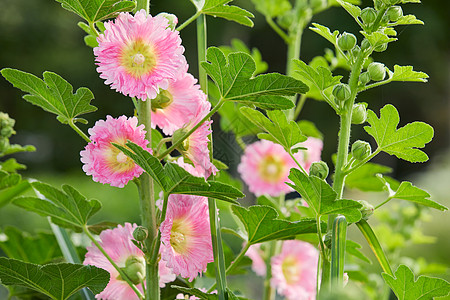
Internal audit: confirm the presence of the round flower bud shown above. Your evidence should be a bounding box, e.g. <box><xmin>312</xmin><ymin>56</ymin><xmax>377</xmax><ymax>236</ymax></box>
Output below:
<box><xmin>132</xmin><ymin>226</ymin><xmax>148</xmax><ymax>242</ymax></box>
<box><xmin>360</xmin><ymin>39</ymin><xmax>371</xmax><ymax>51</ymax></box>
<box><xmin>360</xmin><ymin>7</ymin><xmax>377</xmax><ymax>25</ymax></box>
<box><xmin>122</xmin><ymin>256</ymin><xmax>146</xmax><ymax>285</ymax></box>
<box><xmin>351</xmin><ymin>45</ymin><xmax>361</xmax><ymax>59</ymax></box>
<box><xmin>337</xmin><ymin>32</ymin><xmax>357</xmax><ymax>51</ymax></box>
<box><xmin>309</xmin><ymin>161</ymin><xmax>329</xmax><ymax>180</ymax></box>
<box><xmin>367</xmin><ymin>62</ymin><xmax>386</xmax><ymax>81</ymax></box>
<box><xmin>351</xmin><ymin>140</ymin><xmax>371</xmax><ymax>161</ymax></box>
<box><xmin>358</xmin><ymin>200</ymin><xmax>374</xmax><ymax>220</ymax></box>
<box><xmin>156</xmin><ymin>12</ymin><xmax>178</xmax><ymax>30</ymax></box>
<box><xmin>374</xmin><ymin>43</ymin><xmax>388</xmax><ymax>52</ymax></box>
<box><xmin>359</xmin><ymin>72</ymin><xmax>371</xmax><ymax>85</ymax></box>
<box><xmin>386</xmin><ymin>6</ymin><xmax>403</xmax><ymax>22</ymax></box>
<box><xmin>351</xmin><ymin>103</ymin><xmax>367</xmax><ymax>124</ymax></box>
<box><xmin>332</xmin><ymin>84</ymin><xmax>351</xmax><ymax>102</ymax></box>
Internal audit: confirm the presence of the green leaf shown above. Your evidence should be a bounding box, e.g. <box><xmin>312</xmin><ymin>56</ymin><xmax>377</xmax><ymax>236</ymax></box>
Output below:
<box><xmin>2</xmin><ymin>144</ymin><xmax>36</xmax><ymax>156</ymax></box>
<box><xmin>1</xmin><ymin>69</ymin><xmax>97</xmax><ymax>124</ymax></box>
<box><xmin>287</xmin><ymin>169</ymin><xmax>362</xmax><ymax>222</ymax></box>
<box><xmin>191</xmin><ymin>0</ymin><xmax>254</xmax><ymax>27</ymax></box>
<box><xmin>0</xmin><ymin>158</ymin><xmax>27</xmax><ymax>173</ymax></box>
<box><xmin>201</xmin><ymin>47</ymin><xmax>307</xmax><ymax>110</ymax></box>
<box><xmin>388</xmin><ymin>65</ymin><xmax>429</xmax><ymax>83</ymax></box>
<box><xmin>172</xmin><ymin>286</ymin><xmax>217</xmax><ymax>300</ymax></box>
<box><xmin>364</xmin><ymin>104</ymin><xmax>434</xmax><ymax>163</ymax></box>
<box><xmin>360</xmin><ymin>31</ymin><xmax>397</xmax><ymax>49</ymax></box>
<box><xmin>231</xmin><ymin>205</ymin><xmax>323</xmax><ymax>244</ymax></box>
<box><xmin>0</xmin><ymin>227</ymin><xmax>61</xmax><ymax>264</ymax></box>
<box><xmin>13</xmin><ymin>182</ymin><xmax>101</xmax><ymax>232</ymax></box>
<box><xmin>218</xmin><ymin>102</ymin><xmax>261</xmax><ymax>137</ymax></box>
<box><xmin>0</xmin><ymin>172</ymin><xmax>31</xmax><ymax>208</ymax></box>
<box><xmin>310</xmin><ymin>23</ymin><xmax>339</xmax><ymax>46</ymax></box>
<box><xmin>240</xmin><ymin>107</ymin><xmax>307</xmax><ymax>152</ymax></box>
<box><xmin>345</xmin><ymin>162</ymin><xmax>394</xmax><ymax>192</ymax></box>
<box><xmin>294</xmin><ymin>59</ymin><xmax>342</xmax><ymax>94</ymax></box>
<box><xmin>219</xmin><ymin>39</ymin><xmax>268</xmax><ymax>75</ymax></box>
<box><xmin>250</xmin><ymin>0</ymin><xmax>292</xmax><ymax>18</ymax></box>
<box><xmin>114</xmin><ymin>142</ymin><xmax>244</xmax><ymax>203</ymax></box>
<box><xmin>336</xmin><ymin>0</ymin><xmax>361</xmax><ymax>26</ymax></box>
<box><xmin>390</xmin><ymin>15</ymin><xmax>424</xmax><ymax>26</ymax></box>
<box><xmin>0</xmin><ymin>258</ymin><xmax>109</xmax><ymax>300</ymax></box>
<box><xmin>388</xmin><ymin>181</ymin><xmax>447</xmax><ymax>211</ymax></box>
<box><xmin>382</xmin><ymin>265</ymin><xmax>450</xmax><ymax>300</ymax></box>
<box><xmin>346</xmin><ymin>240</ymin><xmax>371</xmax><ymax>264</ymax></box>
<box><xmin>54</xmin><ymin>0</ymin><xmax>135</xmax><ymax>23</ymax></box>
<box><xmin>298</xmin><ymin>120</ymin><xmax>323</xmax><ymax>140</ymax></box>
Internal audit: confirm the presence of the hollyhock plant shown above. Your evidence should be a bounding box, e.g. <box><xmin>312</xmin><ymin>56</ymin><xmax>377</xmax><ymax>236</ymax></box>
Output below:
<box><xmin>80</xmin><ymin>115</ymin><xmax>151</xmax><ymax>188</ymax></box>
<box><xmin>94</xmin><ymin>9</ymin><xmax>186</xmax><ymax>100</ymax></box>
<box><xmin>151</xmin><ymin>65</ymin><xmax>206</xmax><ymax>135</ymax></box>
<box><xmin>84</xmin><ymin>223</ymin><xmax>175</xmax><ymax>300</ymax></box>
<box><xmin>160</xmin><ymin>194</ymin><xmax>213</xmax><ymax>281</ymax></box>
<box><xmin>270</xmin><ymin>240</ymin><xmax>319</xmax><ymax>300</ymax></box>
<box><xmin>175</xmin><ymin>100</ymin><xmax>218</xmax><ymax>178</ymax></box>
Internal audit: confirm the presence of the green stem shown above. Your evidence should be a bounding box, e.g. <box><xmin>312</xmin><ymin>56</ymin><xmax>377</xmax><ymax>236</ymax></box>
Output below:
<box><xmin>369</xmin><ymin>8</ymin><xmax>388</xmax><ymax>33</ymax></box>
<box><xmin>330</xmin><ymin>215</ymin><xmax>347</xmax><ymax>288</ymax></box>
<box><xmin>293</xmin><ymin>94</ymin><xmax>307</xmax><ymax>120</ymax></box>
<box><xmin>177</xmin><ymin>11</ymin><xmax>202</xmax><ymax>31</ymax></box>
<box><xmin>343</xmin><ymin>148</ymin><xmax>381</xmax><ymax>175</ymax></box>
<box><xmin>359</xmin><ymin>78</ymin><xmax>393</xmax><ymax>92</ymax></box>
<box><xmin>157</xmin><ymin>98</ymin><xmax>224</xmax><ymax>160</ymax></box>
<box><xmin>83</xmin><ymin>226</ymin><xmax>145</xmax><ymax>299</ymax></box>
<box><xmin>356</xmin><ymin>219</ymin><xmax>393</xmax><ymax>276</ymax></box>
<box><xmin>289</xmin><ymin>150</ymin><xmax>308</xmax><ymax>175</ymax></box>
<box><xmin>263</xmin><ymin>241</ymin><xmax>281</xmax><ymax>300</ymax></box>
<box><xmin>69</xmin><ymin>119</ymin><xmax>90</xmax><ymax>143</ymax></box>
<box><xmin>375</xmin><ymin>197</ymin><xmax>394</xmax><ymax>210</ymax></box>
<box><xmin>286</xmin><ymin>20</ymin><xmax>304</xmax><ymax>121</ymax></box>
<box><xmin>88</xmin><ymin>22</ymin><xmax>99</xmax><ymax>37</ymax></box>
<box><xmin>134</xmin><ymin>0</ymin><xmax>149</xmax><ymax>13</ymax></box>
<box><xmin>266</xmin><ymin>17</ymin><xmax>291</xmax><ymax>44</ymax></box>
<box><xmin>137</xmin><ymin>99</ymin><xmax>159</xmax><ymax>300</ymax></box>
<box><xmin>149</xmin><ymin>192</ymin><xmax>169</xmax><ymax>265</ymax></box>
<box><xmin>196</xmin><ymin>14</ymin><xmax>208</xmax><ymax>93</ymax></box>
<box><xmin>155</xmin><ymin>137</ymin><xmax>171</xmax><ymax>157</ymax></box>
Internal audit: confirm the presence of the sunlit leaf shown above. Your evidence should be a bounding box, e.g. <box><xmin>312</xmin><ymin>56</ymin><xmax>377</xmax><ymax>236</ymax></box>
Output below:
<box><xmin>54</xmin><ymin>0</ymin><xmax>135</xmax><ymax>23</ymax></box>
<box><xmin>388</xmin><ymin>65</ymin><xmax>428</xmax><ymax>83</ymax></box>
<box><xmin>191</xmin><ymin>0</ymin><xmax>254</xmax><ymax>27</ymax></box>
<box><xmin>250</xmin><ymin>0</ymin><xmax>292</xmax><ymax>18</ymax></box>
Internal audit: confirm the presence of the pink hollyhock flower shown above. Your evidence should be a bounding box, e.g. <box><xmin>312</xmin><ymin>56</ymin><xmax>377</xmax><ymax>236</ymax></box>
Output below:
<box><xmin>238</xmin><ymin>140</ymin><xmax>297</xmax><ymax>197</ymax></box>
<box><xmin>294</xmin><ymin>137</ymin><xmax>323</xmax><ymax>172</ymax></box>
<box><xmin>80</xmin><ymin>115</ymin><xmax>151</xmax><ymax>188</ymax></box>
<box><xmin>151</xmin><ymin>66</ymin><xmax>207</xmax><ymax>135</ymax></box>
<box><xmin>174</xmin><ymin>157</ymin><xmax>205</xmax><ymax>178</ymax></box>
<box><xmin>160</xmin><ymin>194</ymin><xmax>213</xmax><ymax>281</ymax></box>
<box><xmin>94</xmin><ymin>9</ymin><xmax>186</xmax><ymax>100</ymax></box>
<box><xmin>270</xmin><ymin>240</ymin><xmax>319</xmax><ymax>300</ymax></box>
<box><xmin>84</xmin><ymin>223</ymin><xmax>175</xmax><ymax>300</ymax></box>
<box><xmin>245</xmin><ymin>244</ymin><xmax>267</xmax><ymax>276</ymax></box>
<box><xmin>175</xmin><ymin>101</ymin><xmax>218</xmax><ymax>178</ymax></box>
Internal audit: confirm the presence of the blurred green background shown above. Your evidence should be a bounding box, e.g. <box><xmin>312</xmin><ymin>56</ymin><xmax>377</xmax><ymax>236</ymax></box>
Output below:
<box><xmin>0</xmin><ymin>0</ymin><xmax>449</xmax><ymax>298</ymax></box>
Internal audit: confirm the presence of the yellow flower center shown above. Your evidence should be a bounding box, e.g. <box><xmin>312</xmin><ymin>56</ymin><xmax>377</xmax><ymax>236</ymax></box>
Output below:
<box><xmin>120</xmin><ymin>40</ymin><xmax>157</xmax><ymax>78</ymax></box>
<box><xmin>170</xmin><ymin>218</ymin><xmax>193</xmax><ymax>255</ymax></box>
<box><xmin>106</xmin><ymin>141</ymin><xmax>135</xmax><ymax>173</ymax></box>
<box><xmin>258</xmin><ymin>154</ymin><xmax>286</xmax><ymax>183</ymax></box>
<box><xmin>281</xmin><ymin>255</ymin><xmax>301</xmax><ymax>285</ymax></box>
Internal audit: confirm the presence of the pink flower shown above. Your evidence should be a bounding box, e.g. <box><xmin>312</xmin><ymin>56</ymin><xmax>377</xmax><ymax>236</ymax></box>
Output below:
<box><xmin>238</xmin><ymin>140</ymin><xmax>297</xmax><ymax>197</ymax></box>
<box><xmin>176</xmin><ymin>101</ymin><xmax>218</xmax><ymax>178</ymax></box>
<box><xmin>94</xmin><ymin>9</ymin><xmax>186</xmax><ymax>100</ymax></box>
<box><xmin>80</xmin><ymin>115</ymin><xmax>151</xmax><ymax>188</ymax></box>
<box><xmin>160</xmin><ymin>194</ymin><xmax>213</xmax><ymax>281</ymax></box>
<box><xmin>174</xmin><ymin>157</ymin><xmax>205</xmax><ymax>178</ymax></box>
<box><xmin>83</xmin><ymin>223</ymin><xmax>175</xmax><ymax>300</ymax></box>
<box><xmin>294</xmin><ymin>137</ymin><xmax>323</xmax><ymax>172</ymax></box>
<box><xmin>270</xmin><ymin>240</ymin><xmax>319</xmax><ymax>300</ymax></box>
<box><xmin>151</xmin><ymin>66</ymin><xmax>206</xmax><ymax>135</ymax></box>
<box><xmin>245</xmin><ymin>244</ymin><xmax>266</xmax><ymax>276</ymax></box>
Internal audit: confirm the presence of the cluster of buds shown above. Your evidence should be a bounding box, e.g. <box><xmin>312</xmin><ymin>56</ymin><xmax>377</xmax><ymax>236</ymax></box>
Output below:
<box><xmin>0</xmin><ymin>112</ymin><xmax>16</xmax><ymax>155</ymax></box>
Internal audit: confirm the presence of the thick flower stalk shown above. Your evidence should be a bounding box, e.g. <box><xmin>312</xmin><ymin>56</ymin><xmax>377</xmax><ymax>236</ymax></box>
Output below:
<box><xmin>94</xmin><ymin>9</ymin><xmax>186</xmax><ymax>100</ymax></box>
<box><xmin>80</xmin><ymin>115</ymin><xmax>151</xmax><ymax>187</ymax></box>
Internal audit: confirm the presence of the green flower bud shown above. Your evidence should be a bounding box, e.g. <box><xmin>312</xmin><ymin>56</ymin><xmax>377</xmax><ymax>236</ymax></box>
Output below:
<box><xmin>156</xmin><ymin>12</ymin><xmax>178</xmax><ymax>30</ymax></box>
<box><xmin>367</xmin><ymin>62</ymin><xmax>386</xmax><ymax>81</ymax></box>
<box><xmin>385</xmin><ymin>0</ymin><xmax>401</xmax><ymax>5</ymax></box>
<box><xmin>351</xmin><ymin>140</ymin><xmax>372</xmax><ymax>160</ymax></box>
<box><xmin>310</xmin><ymin>0</ymin><xmax>327</xmax><ymax>11</ymax></box>
<box><xmin>360</xmin><ymin>7</ymin><xmax>377</xmax><ymax>25</ymax></box>
<box><xmin>351</xmin><ymin>103</ymin><xmax>367</xmax><ymax>124</ymax></box>
<box><xmin>121</xmin><ymin>256</ymin><xmax>145</xmax><ymax>285</ymax></box>
<box><xmin>359</xmin><ymin>72</ymin><xmax>371</xmax><ymax>85</ymax></box>
<box><xmin>309</xmin><ymin>161</ymin><xmax>329</xmax><ymax>180</ymax></box>
<box><xmin>0</xmin><ymin>138</ymin><xmax>9</xmax><ymax>153</ymax></box>
<box><xmin>386</xmin><ymin>6</ymin><xmax>403</xmax><ymax>22</ymax></box>
<box><xmin>133</xmin><ymin>226</ymin><xmax>148</xmax><ymax>242</ymax></box>
<box><xmin>0</xmin><ymin>112</ymin><xmax>16</xmax><ymax>138</ymax></box>
<box><xmin>172</xmin><ymin>127</ymin><xmax>189</xmax><ymax>151</ymax></box>
<box><xmin>374</xmin><ymin>43</ymin><xmax>388</xmax><ymax>52</ymax></box>
<box><xmin>360</xmin><ymin>39</ymin><xmax>371</xmax><ymax>51</ymax></box>
<box><xmin>277</xmin><ymin>11</ymin><xmax>294</xmax><ymax>30</ymax></box>
<box><xmin>332</xmin><ymin>84</ymin><xmax>351</xmax><ymax>102</ymax></box>
<box><xmin>337</xmin><ymin>32</ymin><xmax>357</xmax><ymax>51</ymax></box>
<box><xmin>358</xmin><ymin>200</ymin><xmax>374</xmax><ymax>220</ymax></box>
<box><xmin>151</xmin><ymin>89</ymin><xmax>173</xmax><ymax>110</ymax></box>
<box><xmin>351</xmin><ymin>45</ymin><xmax>361</xmax><ymax>59</ymax></box>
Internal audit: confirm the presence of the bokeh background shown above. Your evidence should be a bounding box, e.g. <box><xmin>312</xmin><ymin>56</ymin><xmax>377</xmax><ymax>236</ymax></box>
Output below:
<box><xmin>0</xmin><ymin>0</ymin><xmax>449</xmax><ymax>298</ymax></box>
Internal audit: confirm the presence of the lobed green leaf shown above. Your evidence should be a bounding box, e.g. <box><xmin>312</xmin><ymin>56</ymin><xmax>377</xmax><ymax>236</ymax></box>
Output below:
<box><xmin>191</xmin><ymin>0</ymin><xmax>254</xmax><ymax>27</ymax></box>
<box><xmin>0</xmin><ymin>258</ymin><xmax>109</xmax><ymax>300</ymax></box>
<box><xmin>1</xmin><ymin>69</ymin><xmax>97</xmax><ymax>125</ymax></box>
<box><xmin>54</xmin><ymin>0</ymin><xmax>135</xmax><ymax>23</ymax></box>
<box><xmin>386</xmin><ymin>181</ymin><xmax>447</xmax><ymax>211</ymax></box>
<box><xmin>388</xmin><ymin>65</ymin><xmax>429</xmax><ymax>83</ymax></box>
<box><xmin>364</xmin><ymin>104</ymin><xmax>434</xmax><ymax>163</ymax></box>
<box><xmin>294</xmin><ymin>59</ymin><xmax>342</xmax><ymax>93</ymax></box>
<box><xmin>232</xmin><ymin>205</ymin><xmax>323</xmax><ymax>244</ymax></box>
<box><xmin>382</xmin><ymin>265</ymin><xmax>450</xmax><ymax>300</ymax></box>
<box><xmin>309</xmin><ymin>23</ymin><xmax>339</xmax><ymax>46</ymax></box>
<box><xmin>250</xmin><ymin>0</ymin><xmax>292</xmax><ymax>18</ymax></box>
<box><xmin>345</xmin><ymin>162</ymin><xmax>394</xmax><ymax>192</ymax></box>
<box><xmin>360</xmin><ymin>31</ymin><xmax>397</xmax><ymax>49</ymax></box>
